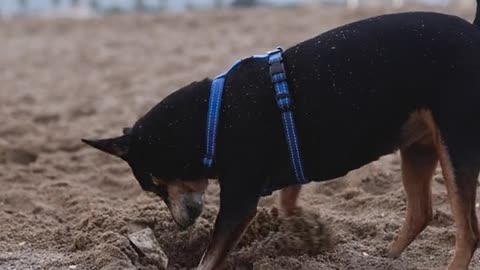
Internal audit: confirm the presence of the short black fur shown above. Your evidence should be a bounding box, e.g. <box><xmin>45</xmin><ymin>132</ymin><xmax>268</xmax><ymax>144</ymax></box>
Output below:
<box><xmin>120</xmin><ymin>12</ymin><xmax>480</xmax><ymax>193</ymax></box>
<box><xmin>84</xmin><ymin>9</ymin><xmax>480</xmax><ymax>269</ymax></box>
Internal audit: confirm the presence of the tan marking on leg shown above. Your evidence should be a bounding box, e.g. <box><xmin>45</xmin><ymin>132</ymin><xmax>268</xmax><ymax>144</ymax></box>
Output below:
<box><xmin>406</xmin><ymin>110</ymin><xmax>479</xmax><ymax>269</ymax></box>
<box><xmin>279</xmin><ymin>185</ymin><xmax>302</xmax><ymax>216</ymax></box>
<box><xmin>388</xmin><ymin>137</ymin><xmax>437</xmax><ymax>257</ymax></box>
<box><xmin>471</xmin><ymin>206</ymin><xmax>480</xmax><ymax>243</ymax></box>
<box><xmin>197</xmin><ymin>210</ymin><xmax>257</xmax><ymax>270</ymax></box>
<box><xmin>436</xmin><ymin>138</ymin><xmax>478</xmax><ymax>270</ymax></box>
<box><xmin>400</xmin><ymin>110</ymin><xmax>433</xmax><ymax>149</ymax></box>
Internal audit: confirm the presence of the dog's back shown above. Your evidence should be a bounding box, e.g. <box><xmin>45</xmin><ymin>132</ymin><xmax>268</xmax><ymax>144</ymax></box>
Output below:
<box><xmin>220</xmin><ymin>12</ymin><xmax>480</xmax><ymax>184</ymax></box>
<box><xmin>292</xmin><ymin>12</ymin><xmax>480</xmax><ymax>179</ymax></box>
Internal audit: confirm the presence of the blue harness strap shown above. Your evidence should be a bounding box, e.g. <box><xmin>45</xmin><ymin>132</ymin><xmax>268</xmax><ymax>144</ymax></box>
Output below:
<box><xmin>203</xmin><ymin>48</ymin><xmax>308</xmax><ymax>185</ymax></box>
<box><xmin>268</xmin><ymin>48</ymin><xmax>307</xmax><ymax>184</ymax></box>
<box><xmin>203</xmin><ymin>58</ymin><xmax>246</xmax><ymax>168</ymax></box>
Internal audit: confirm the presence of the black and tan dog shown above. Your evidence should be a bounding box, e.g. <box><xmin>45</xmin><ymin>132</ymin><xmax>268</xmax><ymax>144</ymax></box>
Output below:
<box><xmin>83</xmin><ymin>4</ymin><xmax>480</xmax><ymax>270</ymax></box>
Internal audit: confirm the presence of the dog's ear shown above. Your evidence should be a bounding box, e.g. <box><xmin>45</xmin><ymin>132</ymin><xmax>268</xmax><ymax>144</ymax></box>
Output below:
<box><xmin>123</xmin><ymin>127</ymin><xmax>132</xmax><ymax>135</ymax></box>
<box><xmin>82</xmin><ymin>135</ymin><xmax>130</xmax><ymax>157</ymax></box>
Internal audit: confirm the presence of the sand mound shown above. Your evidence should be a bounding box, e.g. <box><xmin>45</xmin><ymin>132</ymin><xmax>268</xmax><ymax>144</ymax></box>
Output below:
<box><xmin>234</xmin><ymin>209</ymin><xmax>332</xmax><ymax>267</ymax></box>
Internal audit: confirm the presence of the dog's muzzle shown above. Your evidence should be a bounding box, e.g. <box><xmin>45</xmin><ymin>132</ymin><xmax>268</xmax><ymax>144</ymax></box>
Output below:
<box><xmin>166</xmin><ymin>191</ymin><xmax>204</xmax><ymax>229</ymax></box>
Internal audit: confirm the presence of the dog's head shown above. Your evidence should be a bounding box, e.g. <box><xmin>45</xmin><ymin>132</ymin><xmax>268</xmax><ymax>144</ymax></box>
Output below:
<box><xmin>83</xmin><ymin>80</ymin><xmax>211</xmax><ymax>229</ymax></box>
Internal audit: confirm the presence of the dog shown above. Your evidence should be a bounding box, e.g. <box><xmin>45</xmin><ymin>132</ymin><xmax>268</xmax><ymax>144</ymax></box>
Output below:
<box><xmin>83</xmin><ymin>4</ymin><xmax>480</xmax><ymax>270</ymax></box>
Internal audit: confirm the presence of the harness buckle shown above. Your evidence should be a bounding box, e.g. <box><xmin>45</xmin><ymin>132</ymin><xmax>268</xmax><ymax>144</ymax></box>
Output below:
<box><xmin>203</xmin><ymin>155</ymin><xmax>214</xmax><ymax>168</ymax></box>
<box><xmin>267</xmin><ymin>47</ymin><xmax>283</xmax><ymax>55</ymax></box>
<box><xmin>269</xmin><ymin>61</ymin><xmax>284</xmax><ymax>75</ymax></box>
<box><xmin>276</xmin><ymin>93</ymin><xmax>292</xmax><ymax>112</ymax></box>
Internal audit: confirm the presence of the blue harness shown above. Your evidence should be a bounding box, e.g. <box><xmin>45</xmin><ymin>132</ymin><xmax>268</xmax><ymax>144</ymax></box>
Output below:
<box><xmin>203</xmin><ymin>47</ymin><xmax>308</xmax><ymax>186</ymax></box>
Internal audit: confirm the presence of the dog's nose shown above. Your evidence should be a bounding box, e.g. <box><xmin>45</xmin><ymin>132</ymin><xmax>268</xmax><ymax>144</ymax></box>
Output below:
<box><xmin>186</xmin><ymin>203</ymin><xmax>202</xmax><ymax>222</ymax></box>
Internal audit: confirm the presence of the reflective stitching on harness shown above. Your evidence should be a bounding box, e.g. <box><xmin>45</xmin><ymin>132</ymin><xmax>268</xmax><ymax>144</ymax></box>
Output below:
<box><xmin>269</xmin><ymin>48</ymin><xmax>307</xmax><ymax>184</ymax></box>
<box><xmin>275</xmin><ymin>82</ymin><xmax>298</xmax><ymax>179</ymax></box>
<box><xmin>203</xmin><ymin>56</ymin><xmax>268</xmax><ymax>168</ymax></box>
<box><xmin>288</xmin><ymin>111</ymin><xmax>305</xmax><ymax>179</ymax></box>
<box><xmin>203</xmin><ymin>48</ymin><xmax>307</xmax><ymax>186</ymax></box>
<box><xmin>211</xmin><ymin>80</ymin><xmax>221</xmax><ymax>155</ymax></box>
<box><xmin>204</xmin><ymin>76</ymin><xmax>225</xmax><ymax>167</ymax></box>
<box><xmin>282</xmin><ymin>96</ymin><xmax>300</xmax><ymax>178</ymax></box>
<box><xmin>282</xmin><ymin>113</ymin><xmax>299</xmax><ymax>179</ymax></box>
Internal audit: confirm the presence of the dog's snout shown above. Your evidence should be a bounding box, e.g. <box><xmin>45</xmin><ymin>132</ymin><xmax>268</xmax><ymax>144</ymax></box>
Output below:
<box><xmin>186</xmin><ymin>203</ymin><xmax>202</xmax><ymax>221</ymax></box>
<box><xmin>166</xmin><ymin>191</ymin><xmax>204</xmax><ymax>229</ymax></box>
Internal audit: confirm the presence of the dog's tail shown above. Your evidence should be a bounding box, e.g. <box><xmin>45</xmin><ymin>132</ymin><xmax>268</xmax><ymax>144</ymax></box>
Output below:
<box><xmin>475</xmin><ymin>0</ymin><xmax>480</xmax><ymax>26</ymax></box>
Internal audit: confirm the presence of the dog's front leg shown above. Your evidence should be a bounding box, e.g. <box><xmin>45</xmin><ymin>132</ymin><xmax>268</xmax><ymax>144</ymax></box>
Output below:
<box><xmin>197</xmin><ymin>172</ymin><xmax>264</xmax><ymax>270</ymax></box>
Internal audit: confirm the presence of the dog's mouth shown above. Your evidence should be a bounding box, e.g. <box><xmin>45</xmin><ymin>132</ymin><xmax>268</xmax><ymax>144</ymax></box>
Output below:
<box><xmin>166</xmin><ymin>191</ymin><xmax>204</xmax><ymax>229</ymax></box>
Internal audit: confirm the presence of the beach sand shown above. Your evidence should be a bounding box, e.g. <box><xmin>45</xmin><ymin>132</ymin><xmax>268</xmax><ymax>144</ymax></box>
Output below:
<box><xmin>0</xmin><ymin>5</ymin><xmax>479</xmax><ymax>269</ymax></box>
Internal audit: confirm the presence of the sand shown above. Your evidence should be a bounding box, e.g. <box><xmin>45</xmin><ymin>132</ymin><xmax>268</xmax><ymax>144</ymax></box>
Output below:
<box><xmin>1</xmin><ymin>5</ymin><xmax>479</xmax><ymax>270</ymax></box>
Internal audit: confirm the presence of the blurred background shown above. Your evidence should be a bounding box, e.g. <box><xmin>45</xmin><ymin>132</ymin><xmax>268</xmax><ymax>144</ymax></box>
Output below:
<box><xmin>0</xmin><ymin>0</ymin><xmax>475</xmax><ymax>18</ymax></box>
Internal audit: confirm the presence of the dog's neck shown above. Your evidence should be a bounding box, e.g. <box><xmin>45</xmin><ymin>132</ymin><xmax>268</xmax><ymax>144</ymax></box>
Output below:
<box><xmin>131</xmin><ymin>78</ymin><xmax>216</xmax><ymax>180</ymax></box>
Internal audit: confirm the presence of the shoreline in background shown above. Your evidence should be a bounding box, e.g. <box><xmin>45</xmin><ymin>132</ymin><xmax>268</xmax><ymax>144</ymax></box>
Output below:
<box><xmin>0</xmin><ymin>0</ymin><xmax>464</xmax><ymax>19</ymax></box>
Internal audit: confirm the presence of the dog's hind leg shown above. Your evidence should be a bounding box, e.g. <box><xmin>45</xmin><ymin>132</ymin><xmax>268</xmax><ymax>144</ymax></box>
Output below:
<box><xmin>388</xmin><ymin>135</ymin><xmax>438</xmax><ymax>257</ymax></box>
<box><xmin>279</xmin><ymin>184</ymin><xmax>302</xmax><ymax>216</ymax></box>
<box><xmin>436</xmin><ymin>140</ymin><xmax>479</xmax><ymax>270</ymax></box>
